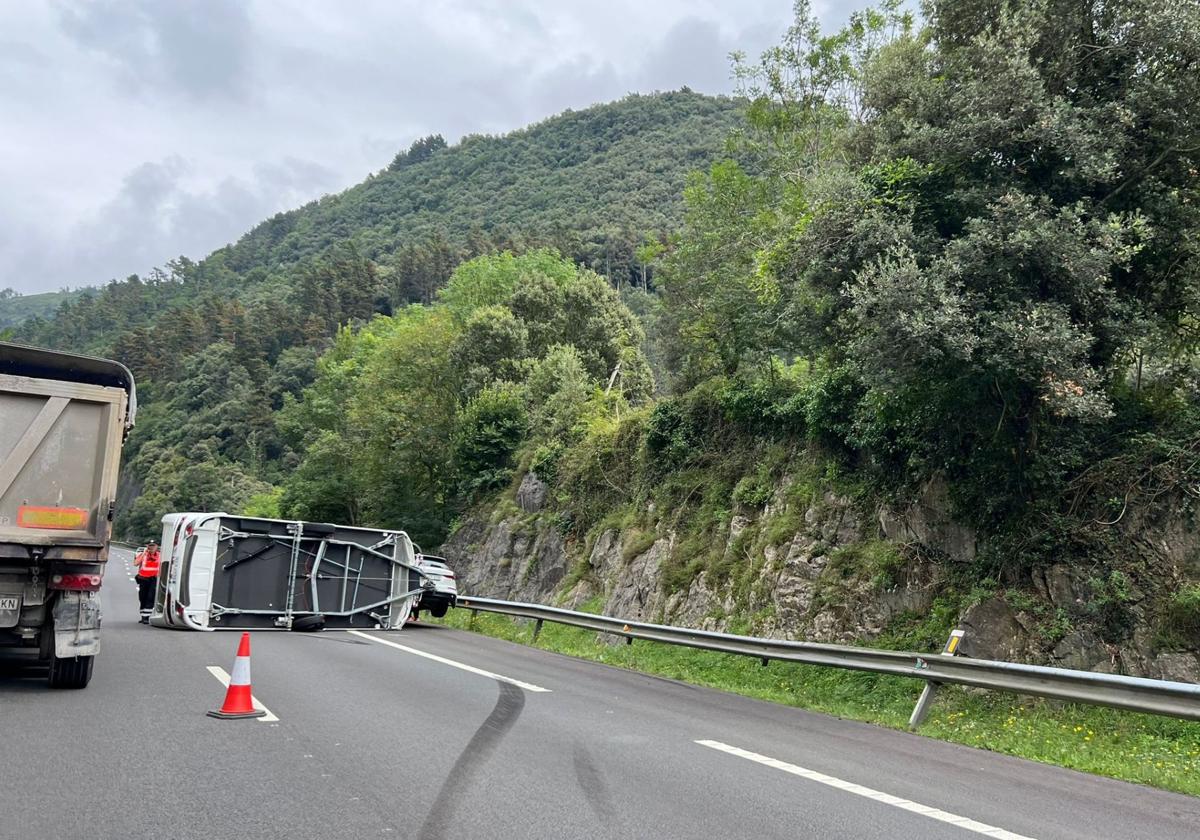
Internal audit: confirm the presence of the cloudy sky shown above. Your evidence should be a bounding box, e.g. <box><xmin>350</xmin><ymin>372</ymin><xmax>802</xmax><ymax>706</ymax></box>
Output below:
<box><xmin>1</xmin><ymin>0</ymin><xmax>866</xmax><ymax>295</ymax></box>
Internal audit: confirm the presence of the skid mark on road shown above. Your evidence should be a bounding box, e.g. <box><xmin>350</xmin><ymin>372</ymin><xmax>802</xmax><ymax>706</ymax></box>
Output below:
<box><xmin>573</xmin><ymin>743</ymin><xmax>618</xmax><ymax>824</ymax></box>
<box><xmin>418</xmin><ymin>681</ymin><xmax>526</xmax><ymax>840</ymax></box>
<box><xmin>696</xmin><ymin>740</ymin><xmax>1037</xmax><ymax>840</ymax></box>
<box><xmin>299</xmin><ymin>634</ymin><xmax>371</xmax><ymax>646</ymax></box>
<box><xmin>345</xmin><ymin>630</ymin><xmax>551</xmax><ymax>692</ymax></box>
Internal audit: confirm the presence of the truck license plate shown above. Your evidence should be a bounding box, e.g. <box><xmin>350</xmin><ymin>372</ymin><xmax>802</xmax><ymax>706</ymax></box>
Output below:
<box><xmin>0</xmin><ymin>595</ymin><xmax>19</xmax><ymax>628</ymax></box>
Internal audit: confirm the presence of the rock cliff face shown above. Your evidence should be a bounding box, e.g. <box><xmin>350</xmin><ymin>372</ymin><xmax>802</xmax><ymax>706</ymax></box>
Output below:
<box><xmin>440</xmin><ymin>471</ymin><xmax>1200</xmax><ymax>682</ymax></box>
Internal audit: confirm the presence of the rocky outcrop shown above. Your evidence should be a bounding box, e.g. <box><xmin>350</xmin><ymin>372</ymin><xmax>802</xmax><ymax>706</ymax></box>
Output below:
<box><xmin>444</xmin><ymin>476</ymin><xmax>937</xmax><ymax>637</ymax></box>
<box><xmin>515</xmin><ymin>472</ymin><xmax>549</xmax><ymax>513</ymax></box>
<box><xmin>439</xmin><ymin>471</ymin><xmax>1200</xmax><ymax>683</ymax></box>
<box><xmin>441</xmin><ymin>509</ymin><xmax>569</xmax><ymax>603</ymax></box>
<box><xmin>959</xmin><ymin>598</ymin><xmax>1031</xmax><ymax>661</ymax></box>
<box><xmin>878</xmin><ymin>479</ymin><xmax>976</xmax><ymax>563</ymax></box>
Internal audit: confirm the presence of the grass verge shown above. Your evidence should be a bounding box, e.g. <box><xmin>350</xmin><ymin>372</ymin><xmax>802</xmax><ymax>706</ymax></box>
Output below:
<box><xmin>431</xmin><ymin>606</ymin><xmax>1200</xmax><ymax>797</ymax></box>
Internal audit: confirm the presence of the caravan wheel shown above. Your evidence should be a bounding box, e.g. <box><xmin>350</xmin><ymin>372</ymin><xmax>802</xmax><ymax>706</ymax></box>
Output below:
<box><xmin>291</xmin><ymin>614</ymin><xmax>326</xmax><ymax>632</ymax></box>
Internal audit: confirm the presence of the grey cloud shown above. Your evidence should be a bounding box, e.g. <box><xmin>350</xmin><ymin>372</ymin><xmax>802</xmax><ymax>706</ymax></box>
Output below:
<box><xmin>0</xmin><ymin>39</ymin><xmax>46</xmax><ymax>68</ymax></box>
<box><xmin>54</xmin><ymin>0</ymin><xmax>252</xmax><ymax>100</ymax></box>
<box><xmin>637</xmin><ymin>18</ymin><xmax>732</xmax><ymax>93</ymax></box>
<box><xmin>2</xmin><ymin>1</ymin><xmax>871</xmax><ymax>296</ymax></box>
<box><xmin>451</xmin><ymin>0</ymin><xmax>548</xmax><ymax>40</ymax></box>
<box><xmin>0</xmin><ymin>156</ymin><xmax>338</xmax><ymax>292</ymax></box>
<box><xmin>84</xmin><ymin>156</ymin><xmax>337</xmax><ymax>271</ymax></box>
<box><xmin>527</xmin><ymin>55</ymin><xmax>624</xmax><ymax>120</ymax></box>
<box><xmin>0</xmin><ymin>40</ymin><xmax>53</xmax><ymax>98</ymax></box>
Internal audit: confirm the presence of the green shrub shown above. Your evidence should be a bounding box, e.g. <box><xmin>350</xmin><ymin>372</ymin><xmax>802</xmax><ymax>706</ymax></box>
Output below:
<box><xmin>714</xmin><ymin>360</ymin><xmax>809</xmax><ymax>434</ymax></box>
<box><xmin>1158</xmin><ymin>584</ymin><xmax>1200</xmax><ymax>650</ymax></box>
<box><xmin>555</xmin><ymin>410</ymin><xmax>649</xmax><ymax>535</ymax></box>
<box><xmin>823</xmin><ymin>540</ymin><xmax>902</xmax><ymax>589</ymax></box>
<box><xmin>622</xmin><ymin>529</ymin><xmax>659</xmax><ymax>563</ymax></box>
<box><xmin>455</xmin><ymin>383</ymin><xmax>529</xmax><ymax>497</ymax></box>
<box><xmin>732</xmin><ymin>475</ymin><xmax>773</xmax><ymax>509</ymax></box>
<box><xmin>800</xmin><ymin>363</ymin><xmax>864</xmax><ymax>454</ymax></box>
<box><xmin>528</xmin><ymin>442</ymin><xmax>563</xmax><ymax>484</ymax></box>
<box><xmin>1084</xmin><ymin>570</ymin><xmax>1136</xmax><ymax>643</ymax></box>
<box><xmin>645</xmin><ymin>398</ymin><xmax>697</xmax><ymax>468</ymax></box>
<box><xmin>242</xmin><ymin>487</ymin><xmax>283</xmax><ymax>518</ymax></box>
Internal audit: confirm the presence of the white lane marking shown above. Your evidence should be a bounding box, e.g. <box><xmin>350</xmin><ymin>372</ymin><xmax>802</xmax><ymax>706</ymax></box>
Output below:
<box><xmin>346</xmin><ymin>629</ymin><xmax>551</xmax><ymax>693</ymax></box>
<box><xmin>695</xmin><ymin>740</ymin><xmax>1038</xmax><ymax>840</ymax></box>
<box><xmin>205</xmin><ymin>665</ymin><xmax>280</xmax><ymax>722</ymax></box>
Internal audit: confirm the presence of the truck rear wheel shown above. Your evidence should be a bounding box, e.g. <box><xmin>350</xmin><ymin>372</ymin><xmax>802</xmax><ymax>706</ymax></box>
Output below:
<box><xmin>48</xmin><ymin>653</ymin><xmax>94</xmax><ymax>689</ymax></box>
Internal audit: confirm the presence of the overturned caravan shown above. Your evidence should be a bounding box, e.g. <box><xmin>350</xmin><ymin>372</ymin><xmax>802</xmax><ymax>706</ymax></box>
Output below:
<box><xmin>150</xmin><ymin>513</ymin><xmax>427</xmax><ymax>631</ymax></box>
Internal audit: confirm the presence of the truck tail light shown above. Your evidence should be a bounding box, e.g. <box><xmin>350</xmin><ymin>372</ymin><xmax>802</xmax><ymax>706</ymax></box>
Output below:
<box><xmin>50</xmin><ymin>573</ymin><xmax>103</xmax><ymax>591</ymax></box>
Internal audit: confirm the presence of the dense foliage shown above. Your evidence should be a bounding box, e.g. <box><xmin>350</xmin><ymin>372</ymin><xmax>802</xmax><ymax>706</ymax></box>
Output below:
<box><xmin>0</xmin><ymin>288</ymin><xmax>80</xmax><ymax>329</ymax></box>
<box><xmin>278</xmin><ymin>250</ymin><xmax>650</xmax><ymax>545</ymax></box>
<box><xmin>654</xmin><ymin>0</ymin><xmax>1200</xmax><ymax>572</ymax></box>
<box><xmin>5</xmin><ymin>1</ymin><xmax>1199</xmax><ymax>599</ymax></box>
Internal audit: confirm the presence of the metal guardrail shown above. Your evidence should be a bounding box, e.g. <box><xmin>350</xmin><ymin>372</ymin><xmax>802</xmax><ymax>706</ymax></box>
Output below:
<box><xmin>455</xmin><ymin>595</ymin><xmax>1200</xmax><ymax>724</ymax></box>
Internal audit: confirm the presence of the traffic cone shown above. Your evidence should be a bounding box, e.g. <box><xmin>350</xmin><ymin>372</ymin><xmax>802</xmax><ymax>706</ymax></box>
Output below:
<box><xmin>208</xmin><ymin>632</ymin><xmax>266</xmax><ymax>719</ymax></box>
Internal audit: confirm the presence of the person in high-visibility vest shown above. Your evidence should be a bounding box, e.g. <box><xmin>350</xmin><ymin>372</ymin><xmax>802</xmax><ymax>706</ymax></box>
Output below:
<box><xmin>134</xmin><ymin>541</ymin><xmax>161</xmax><ymax>624</ymax></box>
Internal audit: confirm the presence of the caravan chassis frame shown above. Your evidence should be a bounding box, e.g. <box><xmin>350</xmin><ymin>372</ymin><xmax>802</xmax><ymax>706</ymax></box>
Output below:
<box><xmin>205</xmin><ymin>522</ymin><xmax>429</xmax><ymax>630</ymax></box>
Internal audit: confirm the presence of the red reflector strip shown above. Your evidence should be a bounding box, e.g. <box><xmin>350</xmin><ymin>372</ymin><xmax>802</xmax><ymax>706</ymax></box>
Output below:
<box><xmin>49</xmin><ymin>573</ymin><xmax>103</xmax><ymax>592</ymax></box>
<box><xmin>17</xmin><ymin>506</ymin><xmax>89</xmax><ymax>530</ymax></box>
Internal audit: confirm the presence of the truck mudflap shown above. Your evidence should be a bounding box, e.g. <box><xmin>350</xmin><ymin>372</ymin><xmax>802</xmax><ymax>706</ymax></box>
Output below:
<box><xmin>52</xmin><ymin>590</ymin><xmax>101</xmax><ymax>658</ymax></box>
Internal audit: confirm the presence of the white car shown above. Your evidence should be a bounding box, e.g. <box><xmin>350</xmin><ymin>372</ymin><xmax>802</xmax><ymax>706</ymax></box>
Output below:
<box><xmin>412</xmin><ymin>554</ymin><xmax>457</xmax><ymax>619</ymax></box>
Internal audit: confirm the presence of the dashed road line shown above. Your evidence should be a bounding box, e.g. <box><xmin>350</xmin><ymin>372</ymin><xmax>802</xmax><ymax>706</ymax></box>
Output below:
<box><xmin>695</xmin><ymin>740</ymin><xmax>1037</xmax><ymax>840</ymax></box>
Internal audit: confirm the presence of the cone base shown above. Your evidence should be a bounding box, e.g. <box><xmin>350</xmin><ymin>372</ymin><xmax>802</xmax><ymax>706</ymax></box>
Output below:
<box><xmin>207</xmin><ymin>708</ymin><xmax>266</xmax><ymax>719</ymax></box>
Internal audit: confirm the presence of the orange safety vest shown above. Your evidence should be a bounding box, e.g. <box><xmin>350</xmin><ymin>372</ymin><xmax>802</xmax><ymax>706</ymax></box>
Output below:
<box><xmin>137</xmin><ymin>550</ymin><xmax>161</xmax><ymax>577</ymax></box>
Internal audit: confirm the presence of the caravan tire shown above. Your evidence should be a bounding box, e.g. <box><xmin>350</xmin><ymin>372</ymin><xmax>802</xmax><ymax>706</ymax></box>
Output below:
<box><xmin>291</xmin><ymin>615</ymin><xmax>326</xmax><ymax>632</ymax></box>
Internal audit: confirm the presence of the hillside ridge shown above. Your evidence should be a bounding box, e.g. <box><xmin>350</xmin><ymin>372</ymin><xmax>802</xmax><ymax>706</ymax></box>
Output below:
<box><xmin>1</xmin><ymin>90</ymin><xmax>739</xmax><ymax>336</ymax></box>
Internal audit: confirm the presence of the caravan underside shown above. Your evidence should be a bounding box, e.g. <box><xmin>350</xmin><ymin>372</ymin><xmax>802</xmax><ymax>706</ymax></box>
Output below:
<box><xmin>151</xmin><ymin>515</ymin><xmax>425</xmax><ymax>631</ymax></box>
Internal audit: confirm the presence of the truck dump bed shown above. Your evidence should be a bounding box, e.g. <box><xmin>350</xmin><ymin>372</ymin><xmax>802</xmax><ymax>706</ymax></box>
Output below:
<box><xmin>0</xmin><ymin>342</ymin><xmax>135</xmax><ymax>555</ymax></box>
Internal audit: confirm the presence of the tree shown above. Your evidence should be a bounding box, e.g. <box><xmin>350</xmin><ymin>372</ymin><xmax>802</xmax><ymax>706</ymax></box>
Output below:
<box><xmin>449</xmin><ymin>306</ymin><xmax>529</xmax><ymax>398</ymax></box>
<box><xmin>333</xmin><ymin>308</ymin><xmax>461</xmax><ymax>544</ymax></box>
<box><xmin>279</xmin><ymin>431</ymin><xmax>365</xmax><ymax>524</ymax></box>
<box><xmin>388</xmin><ymin>134</ymin><xmax>447</xmax><ymax>171</ymax></box>
<box><xmin>438</xmin><ymin>249</ymin><xmax>576</xmax><ymax>317</ymax></box>
<box><xmin>454</xmin><ymin>383</ymin><xmax>529</xmax><ymax>497</ymax></box>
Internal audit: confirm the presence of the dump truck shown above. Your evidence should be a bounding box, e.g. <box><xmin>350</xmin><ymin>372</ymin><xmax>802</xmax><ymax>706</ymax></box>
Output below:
<box><xmin>0</xmin><ymin>341</ymin><xmax>136</xmax><ymax>688</ymax></box>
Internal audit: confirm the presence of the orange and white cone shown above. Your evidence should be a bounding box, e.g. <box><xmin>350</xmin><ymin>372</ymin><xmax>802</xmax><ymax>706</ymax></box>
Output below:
<box><xmin>208</xmin><ymin>632</ymin><xmax>266</xmax><ymax>719</ymax></box>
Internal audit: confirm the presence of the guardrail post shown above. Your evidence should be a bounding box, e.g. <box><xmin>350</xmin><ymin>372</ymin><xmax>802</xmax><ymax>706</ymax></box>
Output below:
<box><xmin>908</xmin><ymin>628</ymin><xmax>965</xmax><ymax>730</ymax></box>
<box><xmin>531</xmin><ymin>618</ymin><xmax>544</xmax><ymax>643</ymax></box>
<box><xmin>469</xmin><ymin>609</ymin><xmax>478</xmax><ymax>629</ymax></box>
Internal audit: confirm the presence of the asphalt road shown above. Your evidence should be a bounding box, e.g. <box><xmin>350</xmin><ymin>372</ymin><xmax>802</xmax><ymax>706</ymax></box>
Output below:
<box><xmin>2</xmin><ymin>546</ymin><xmax>1198</xmax><ymax>840</ymax></box>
